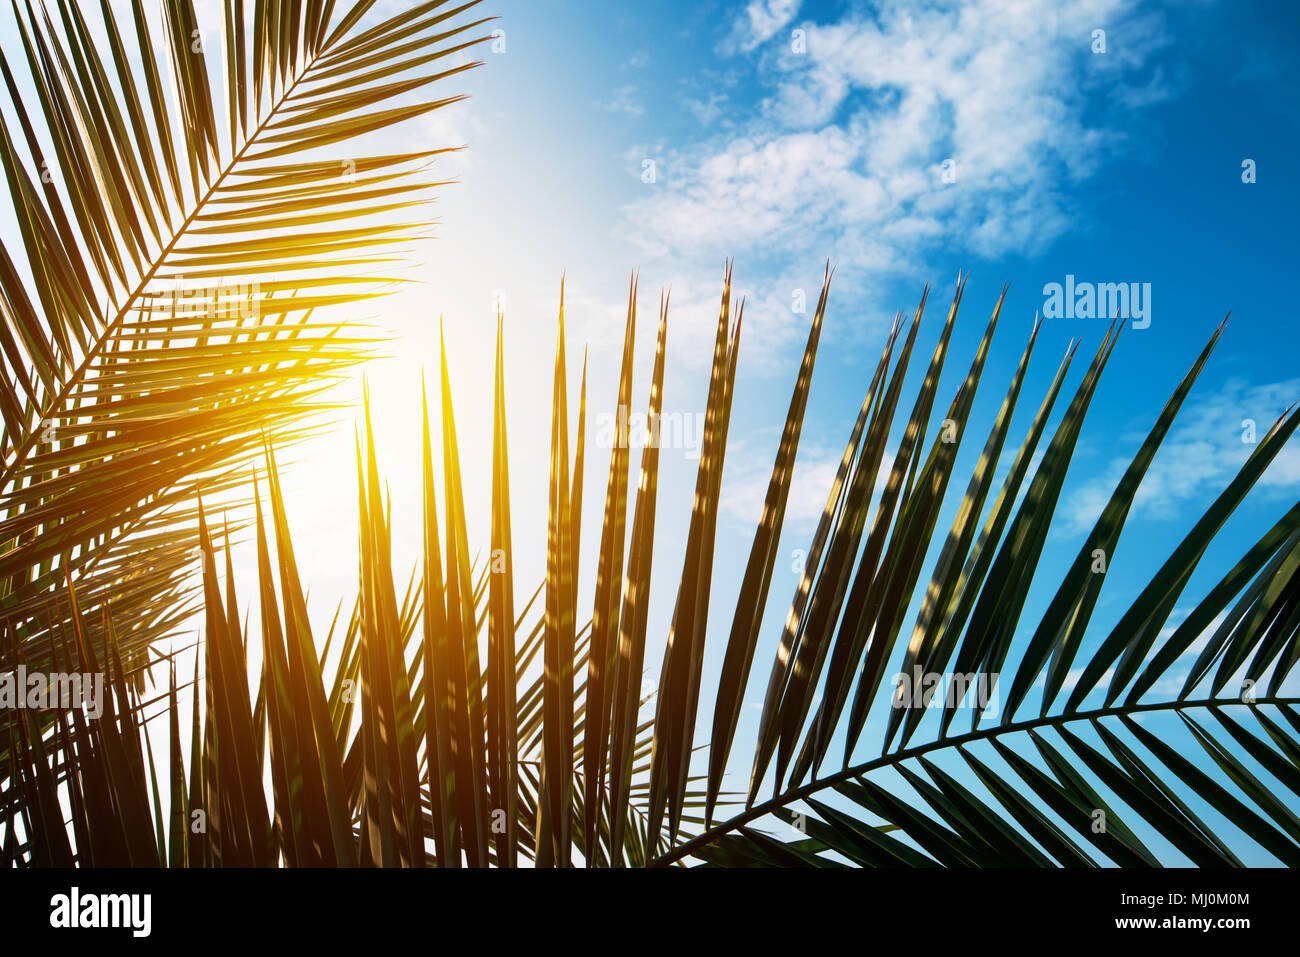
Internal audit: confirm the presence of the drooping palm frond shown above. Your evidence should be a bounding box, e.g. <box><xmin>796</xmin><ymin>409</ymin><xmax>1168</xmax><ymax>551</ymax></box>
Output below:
<box><xmin>0</xmin><ymin>0</ymin><xmax>494</xmax><ymax>692</ymax></box>
<box><xmin>5</xmin><ymin>265</ymin><xmax>1298</xmax><ymax>868</ymax></box>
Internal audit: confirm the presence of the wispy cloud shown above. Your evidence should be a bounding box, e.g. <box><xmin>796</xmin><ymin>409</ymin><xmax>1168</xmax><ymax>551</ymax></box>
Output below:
<box><xmin>721</xmin><ymin>0</ymin><xmax>804</xmax><ymax>55</ymax></box>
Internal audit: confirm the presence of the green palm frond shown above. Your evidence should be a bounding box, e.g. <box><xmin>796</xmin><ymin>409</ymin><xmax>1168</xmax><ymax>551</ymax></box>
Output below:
<box><xmin>0</xmin><ymin>0</ymin><xmax>493</xmax><ymax>682</ymax></box>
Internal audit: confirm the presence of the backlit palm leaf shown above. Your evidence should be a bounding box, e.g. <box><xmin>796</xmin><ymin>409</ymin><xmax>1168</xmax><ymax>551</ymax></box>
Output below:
<box><xmin>0</xmin><ymin>0</ymin><xmax>492</xmax><ymax>695</ymax></box>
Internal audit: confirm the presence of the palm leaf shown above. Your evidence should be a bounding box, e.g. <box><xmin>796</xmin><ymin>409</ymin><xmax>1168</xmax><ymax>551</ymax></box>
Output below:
<box><xmin>0</xmin><ymin>0</ymin><xmax>492</xmax><ymax>700</ymax></box>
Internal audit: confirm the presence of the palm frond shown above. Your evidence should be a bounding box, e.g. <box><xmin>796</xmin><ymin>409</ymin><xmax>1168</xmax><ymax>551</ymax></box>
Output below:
<box><xmin>0</xmin><ymin>0</ymin><xmax>492</xmax><ymax>684</ymax></box>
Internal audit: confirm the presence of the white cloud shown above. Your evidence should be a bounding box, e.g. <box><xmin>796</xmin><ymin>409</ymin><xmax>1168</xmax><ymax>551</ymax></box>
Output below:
<box><xmin>722</xmin><ymin>0</ymin><xmax>804</xmax><ymax>54</ymax></box>
<box><xmin>623</xmin><ymin>0</ymin><xmax>1176</xmax><ymax>284</ymax></box>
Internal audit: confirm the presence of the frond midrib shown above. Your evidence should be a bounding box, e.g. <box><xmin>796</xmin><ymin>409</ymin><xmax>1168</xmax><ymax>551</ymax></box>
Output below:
<box><xmin>651</xmin><ymin>694</ymin><xmax>1300</xmax><ymax>866</ymax></box>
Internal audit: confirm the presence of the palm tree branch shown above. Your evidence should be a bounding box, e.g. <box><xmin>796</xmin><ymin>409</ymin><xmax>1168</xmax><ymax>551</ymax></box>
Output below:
<box><xmin>651</xmin><ymin>695</ymin><xmax>1300</xmax><ymax>867</ymax></box>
